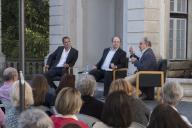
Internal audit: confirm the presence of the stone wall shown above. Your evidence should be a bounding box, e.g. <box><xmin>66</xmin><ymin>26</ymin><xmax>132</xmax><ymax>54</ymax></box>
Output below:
<box><xmin>167</xmin><ymin>60</ymin><xmax>192</xmax><ymax>78</ymax></box>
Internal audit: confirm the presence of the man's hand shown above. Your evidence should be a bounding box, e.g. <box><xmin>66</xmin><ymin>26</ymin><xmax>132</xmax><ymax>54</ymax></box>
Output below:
<box><xmin>64</xmin><ymin>64</ymin><xmax>69</xmax><ymax>68</ymax></box>
<box><xmin>44</xmin><ymin>65</ymin><xmax>49</xmax><ymax>69</ymax></box>
<box><xmin>44</xmin><ymin>65</ymin><xmax>49</xmax><ymax>72</ymax></box>
<box><xmin>111</xmin><ymin>63</ymin><xmax>117</xmax><ymax>69</ymax></box>
<box><xmin>92</xmin><ymin>65</ymin><xmax>97</xmax><ymax>69</ymax></box>
<box><xmin>130</xmin><ymin>57</ymin><xmax>137</xmax><ymax>63</ymax></box>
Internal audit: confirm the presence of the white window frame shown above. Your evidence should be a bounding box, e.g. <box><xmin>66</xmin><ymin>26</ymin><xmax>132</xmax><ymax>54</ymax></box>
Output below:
<box><xmin>170</xmin><ymin>0</ymin><xmax>187</xmax><ymax>14</ymax></box>
<box><xmin>169</xmin><ymin>18</ymin><xmax>187</xmax><ymax>59</ymax></box>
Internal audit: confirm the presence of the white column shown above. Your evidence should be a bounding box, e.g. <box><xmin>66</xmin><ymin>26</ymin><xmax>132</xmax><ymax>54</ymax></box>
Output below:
<box><xmin>161</xmin><ymin>0</ymin><xmax>170</xmax><ymax>59</ymax></box>
<box><xmin>123</xmin><ymin>0</ymin><xmax>128</xmax><ymax>51</ymax></box>
<box><xmin>126</xmin><ymin>0</ymin><xmax>145</xmax><ymax>75</ymax></box>
<box><xmin>48</xmin><ymin>0</ymin><xmax>79</xmax><ymax>64</ymax></box>
<box><xmin>76</xmin><ymin>0</ymin><xmax>83</xmax><ymax>67</ymax></box>
<box><xmin>144</xmin><ymin>0</ymin><xmax>161</xmax><ymax>59</ymax></box>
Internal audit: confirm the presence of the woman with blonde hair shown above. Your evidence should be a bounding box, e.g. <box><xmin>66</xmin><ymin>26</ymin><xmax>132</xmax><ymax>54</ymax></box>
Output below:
<box><xmin>5</xmin><ymin>80</ymin><xmax>34</xmax><ymax>128</ymax></box>
<box><xmin>51</xmin><ymin>87</ymin><xmax>88</xmax><ymax>128</ymax></box>
<box><xmin>108</xmin><ymin>79</ymin><xmax>150</xmax><ymax>126</ymax></box>
<box><xmin>109</xmin><ymin>78</ymin><xmax>134</xmax><ymax>96</ymax></box>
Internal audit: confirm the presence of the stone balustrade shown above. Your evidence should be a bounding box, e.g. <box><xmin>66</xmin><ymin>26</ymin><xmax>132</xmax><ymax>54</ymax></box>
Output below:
<box><xmin>5</xmin><ymin>58</ymin><xmax>44</xmax><ymax>80</ymax></box>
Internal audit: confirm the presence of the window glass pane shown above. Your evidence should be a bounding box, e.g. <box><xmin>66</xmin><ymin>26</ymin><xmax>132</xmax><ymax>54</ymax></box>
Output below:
<box><xmin>172</xmin><ymin>0</ymin><xmax>187</xmax><ymax>13</ymax></box>
<box><xmin>181</xmin><ymin>20</ymin><xmax>185</xmax><ymax>30</ymax></box>
<box><xmin>177</xmin><ymin>0</ymin><xmax>182</xmax><ymax>12</ymax></box>
<box><xmin>170</xmin><ymin>19</ymin><xmax>174</xmax><ymax>29</ymax></box>
<box><xmin>177</xmin><ymin>20</ymin><xmax>180</xmax><ymax>29</ymax></box>
<box><xmin>169</xmin><ymin>18</ymin><xmax>186</xmax><ymax>59</ymax></box>
<box><xmin>169</xmin><ymin>19</ymin><xmax>174</xmax><ymax>59</ymax></box>
<box><xmin>181</xmin><ymin>30</ymin><xmax>185</xmax><ymax>40</ymax></box>
<box><xmin>182</xmin><ymin>0</ymin><xmax>186</xmax><ymax>12</ymax></box>
<box><xmin>170</xmin><ymin>0</ymin><xmax>174</xmax><ymax>12</ymax></box>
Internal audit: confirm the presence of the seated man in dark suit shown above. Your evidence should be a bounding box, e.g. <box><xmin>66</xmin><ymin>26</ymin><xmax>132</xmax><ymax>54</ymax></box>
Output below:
<box><xmin>89</xmin><ymin>36</ymin><xmax>127</xmax><ymax>96</ymax></box>
<box><xmin>44</xmin><ymin>36</ymin><xmax>78</xmax><ymax>88</ymax></box>
<box><xmin>126</xmin><ymin>37</ymin><xmax>157</xmax><ymax>100</ymax></box>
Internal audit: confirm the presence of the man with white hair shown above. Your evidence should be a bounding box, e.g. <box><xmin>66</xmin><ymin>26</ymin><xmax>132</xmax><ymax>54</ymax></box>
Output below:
<box><xmin>162</xmin><ymin>81</ymin><xmax>192</xmax><ymax>127</ymax></box>
<box><xmin>0</xmin><ymin>67</ymin><xmax>18</xmax><ymax>112</ymax></box>
<box><xmin>125</xmin><ymin>37</ymin><xmax>157</xmax><ymax>100</ymax></box>
<box><xmin>0</xmin><ymin>67</ymin><xmax>18</xmax><ymax>102</ymax></box>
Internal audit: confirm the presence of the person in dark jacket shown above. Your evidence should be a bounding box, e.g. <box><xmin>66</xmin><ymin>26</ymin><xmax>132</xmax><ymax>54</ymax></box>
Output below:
<box><xmin>44</xmin><ymin>36</ymin><xmax>78</xmax><ymax>88</ymax></box>
<box><xmin>77</xmin><ymin>74</ymin><xmax>104</xmax><ymax>120</ymax></box>
<box><xmin>125</xmin><ymin>37</ymin><xmax>157</xmax><ymax>100</ymax></box>
<box><xmin>89</xmin><ymin>36</ymin><xmax>127</xmax><ymax>96</ymax></box>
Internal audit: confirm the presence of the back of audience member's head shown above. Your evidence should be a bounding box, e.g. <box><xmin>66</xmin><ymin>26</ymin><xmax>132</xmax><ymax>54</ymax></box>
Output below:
<box><xmin>109</xmin><ymin>79</ymin><xmax>134</xmax><ymax>96</ymax></box>
<box><xmin>18</xmin><ymin>109</ymin><xmax>53</xmax><ymax>128</ymax></box>
<box><xmin>56</xmin><ymin>75</ymin><xmax>75</xmax><ymax>95</ymax></box>
<box><xmin>3</xmin><ymin>67</ymin><xmax>18</xmax><ymax>82</ymax></box>
<box><xmin>31</xmin><ymin>74</ymin><xmax>49</xmax><ymax>106</ymax></box>
<box><xmin>11</xmin><ymin>80</ymin><xmax>34</xmax><ymax>108</ymax></box>
<box><xmin>162</xmin><ymin>81</ymin><xmax>183</xmax><ymax>106</ymax></box>
<box><xmin>77</xmin><ymin>74</ymin><xmax>96</xmax><ymax>96</ymax></box>
<box><xmin>55</xmin><ymin>87</ymin><xmax>82</xmax><ymax>115</ymax></box>
<box><xmin>147</xmin><ymin>104</ymin><xmax>190</xmax><ymax>128</ymax></box>
<box><xmin>101</xmin><ymin>91</ymin><xmax>132</xmax><ymax>127</ymax></box>
<box><xmin>62</xmin><ymin>123</ymin><xmax>81</xmax><ymax>128</ymax></box>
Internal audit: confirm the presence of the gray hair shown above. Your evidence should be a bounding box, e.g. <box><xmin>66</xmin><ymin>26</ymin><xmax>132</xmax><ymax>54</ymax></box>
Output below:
<box><xmin>77</xmin><ymin>74</ymin><xmax>96</xmax><ymax>96</ymax></box>
<box><xmin>3</xmin><ymin>67</ymin><xmax>18</xmax><ymax>81</ymax></box>
<box><xmin>162</xmin><ymin>81</ymin><xmax>183</xmax><ymax>105</ymax></box>
<box><xmin>18</xmin><ymin>109</ymin><xmax>53</xmax><ymax>128</ymax></box>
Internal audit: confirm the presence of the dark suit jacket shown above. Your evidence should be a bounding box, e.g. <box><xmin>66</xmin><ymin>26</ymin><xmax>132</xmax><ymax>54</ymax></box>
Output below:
<box><xmin>80</xmin><ymin>95</ymin><xmax>104</xmax><ymax>120</ymax></box>
<box><xmin>96</xmin><ymin>48</ymin><xmax>127</xmax><ymax>69</ymax></box>
<box><xmin>46</xmin><ymin>46</ymin><xmax>78</xmax><ymax>69</ymax></box>
<box><xmin>134</xmin><ymin>48</ymin><xmax>157</xmax><ymax>71</ymax></box>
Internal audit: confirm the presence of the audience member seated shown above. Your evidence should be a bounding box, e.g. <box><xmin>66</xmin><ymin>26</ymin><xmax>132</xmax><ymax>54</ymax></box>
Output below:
<box><xmin>0</xmin><ymin>67</ymin><xmax>18</xmax><ymax>111</ymax></box>
<box><xmin>93</xmin><ymin>91</ymin><xmax>145</xmax><ymax>128</ymax></box>
<box><xmin>44</xmin><ymin>36</ymin><xmax>78</xmax><ymax>88</ymax></box>
<box><xmin>18</xmin><ymin>109</ymin><xmax>53</xmax><ymax>128</ymax></box>
<box><xmin>5</xmin><ymin>80</ymin><xmax>34</xmax><ymax>128</ymax></box>
<box><xmin>77</xmin><ymin>74</ymin><xmax>104</xmax><ymax>120</ymax></box>
<box><xmin>51</xmin><ymin>87</ymin><xmax>89</xmax><ymax>128</ymax></box>
<box><xmin>147</xmin><ymin>104</ymin><xmax>190</xmax><ymax>128</ymax></box>
<box><xmin>89</xmin><ymin>36</ymin><xmax>127</xmax><ymax>96</ymax></box>
<box><xmin>109</xmin><ymin>79</ymin><xmax>150</xmax><ymax>126</ymax></box>
<box><xmin>162</xmin><ymin>81</ymin><xmax>192</xmax><ymax>126</ymax></box>
<box><xmin>31</xmin><ymin>74</ymin><xmax>55</xmax><ymax>116</ymax></box>
<box><xmin>125</xmin><ymin>37</ymin><xmax>157</xmax><ymax>100</ymax></box>
<box><xmin>56</xmin><ymin>74</ymin><xmax>75</xmax><ymax>95</ymax></box>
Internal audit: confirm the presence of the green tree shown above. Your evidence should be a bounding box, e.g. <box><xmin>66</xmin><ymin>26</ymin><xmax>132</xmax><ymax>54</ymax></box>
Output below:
<box><xmin>2</xmin><ymin>0</ymin><xmax>49</xmax><ymax>58</ymax></box>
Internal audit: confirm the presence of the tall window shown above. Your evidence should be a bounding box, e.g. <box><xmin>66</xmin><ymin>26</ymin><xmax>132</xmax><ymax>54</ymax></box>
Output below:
<box><xmin>169</xmin><ymin>0</ymin><xmax>188</xmax><ymax>59</ymax></box>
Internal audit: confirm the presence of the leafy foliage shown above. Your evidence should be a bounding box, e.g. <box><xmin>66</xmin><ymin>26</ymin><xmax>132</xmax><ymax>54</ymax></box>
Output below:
<box><xmin>2</xmin><ymin>0</ymin><xmax>49</xmax><ymax>58</ymax></box>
